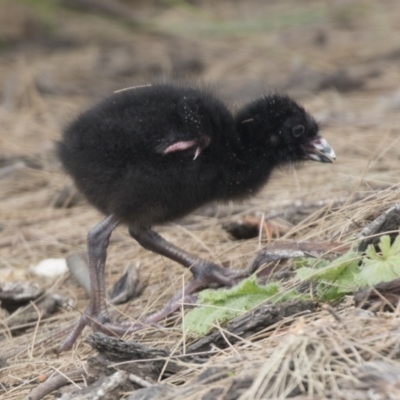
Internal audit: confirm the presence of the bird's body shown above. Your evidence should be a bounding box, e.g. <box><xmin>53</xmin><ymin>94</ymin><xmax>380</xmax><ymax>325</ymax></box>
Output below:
<box><xmin>60</xmin><ymin>85</ymin><xmax>240</xmax><ymax>226</ymax></box>
<box><xmin>57</xmin><ymin>83</ymin><xmax>335</xmax><ymax>352</ymax></box>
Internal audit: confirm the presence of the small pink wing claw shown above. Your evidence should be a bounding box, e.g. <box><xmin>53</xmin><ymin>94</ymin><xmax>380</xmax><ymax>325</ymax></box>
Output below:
<box><xmin>162</xmin><ymin>140</ymin><xmax>197</xmax><ymax>154</ymax></box>
<box><xmin>160</xmin><ymin>136</ymin><xmax>211</xmax><ymax>160</ymax></box>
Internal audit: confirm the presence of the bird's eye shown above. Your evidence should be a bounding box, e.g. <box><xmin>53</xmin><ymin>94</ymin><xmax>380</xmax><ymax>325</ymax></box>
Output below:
<box><xmin>292</xmin><ymin>125</ymin><xmax>305</xmax><ymax>137</ymax></box>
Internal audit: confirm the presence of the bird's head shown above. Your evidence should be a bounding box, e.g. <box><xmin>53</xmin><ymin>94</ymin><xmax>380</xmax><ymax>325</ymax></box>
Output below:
<box><xmin>235</xmin><ymin>94</ymin><xmax>335</xmax><ymax>165</ymax></box>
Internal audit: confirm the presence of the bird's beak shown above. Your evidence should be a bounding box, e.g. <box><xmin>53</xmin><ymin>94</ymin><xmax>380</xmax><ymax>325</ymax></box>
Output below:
<box><xmin>304</xmin><ymin>135</ymin><xmax>336</xmax><ymax>163</ymax></box>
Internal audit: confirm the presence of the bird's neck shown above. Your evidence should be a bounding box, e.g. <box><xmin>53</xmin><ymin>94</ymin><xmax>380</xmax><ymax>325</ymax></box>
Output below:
<box><xmin>220</xmin><ymin>136</ymin><xmax>282</xmax><ymax>201</ymax></box>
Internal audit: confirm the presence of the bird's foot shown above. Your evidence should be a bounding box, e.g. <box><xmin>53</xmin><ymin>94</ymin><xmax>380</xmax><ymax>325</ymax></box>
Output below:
<box><xmin>135</xmin><ymin>264</ymin><xmax>249</xmax><ymax>326</ymax></box>
<box><xmin>57</xmin><ymin>305</ymin><xmax>143</xmax><ymax>354</ymax></box>
<box><xmin>57</xmin><ymin>295</ymin><xmax>196</xmax><ymax>354</ymax></box>
<box><xmin>191</xmin><ymin>261</ymin><xmax>249</xmax><ymax>289</ymax></box>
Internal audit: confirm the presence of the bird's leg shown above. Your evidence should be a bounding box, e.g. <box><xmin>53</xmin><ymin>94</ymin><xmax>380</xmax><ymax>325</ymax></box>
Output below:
<box><xmin>59</xmin><ymin>223</ymin><xmax>247</xmax><ymax>352</ymax></box>
<box><xmin>58</xmin><ymin>215</ymin><xmax>120</xmax><ymax>353</ymax></box>
<box><xmin>129</xmin><ymin>226</ymin><xmax>248</xmax><ymax>299</ymax></box>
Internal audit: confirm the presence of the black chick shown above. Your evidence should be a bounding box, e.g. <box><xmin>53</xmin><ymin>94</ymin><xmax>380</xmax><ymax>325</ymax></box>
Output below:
<box><xmin>58</xmin><ymin>83</ymin><xmax>335</xmax><ymax>352</ymax></box>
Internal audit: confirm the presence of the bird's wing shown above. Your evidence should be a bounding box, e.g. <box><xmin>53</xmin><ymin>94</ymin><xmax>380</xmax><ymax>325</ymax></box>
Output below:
<box><xmin>155</xmin><ymin>136</ymin><xmax>211</xmax><ymax>160</ymax></box>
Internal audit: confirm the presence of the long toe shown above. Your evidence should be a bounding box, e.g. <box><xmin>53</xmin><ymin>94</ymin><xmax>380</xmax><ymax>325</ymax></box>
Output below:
<box><xmin>57</xmin><ymin>314</ymin><xmax>91</xmax><ymax>354</ymax></box>
<box><xmin>57</xmin><ymin>306</ymin><xmax>114</xmax><ymax>353</ymax></box>
<box><xmin>191</xmin><ymin>261</ymin><xmax>249</xmax><ymax>288</ymax></box>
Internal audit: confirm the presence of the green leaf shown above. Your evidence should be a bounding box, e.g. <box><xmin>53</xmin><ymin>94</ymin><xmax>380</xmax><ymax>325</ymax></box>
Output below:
<box><xmin>296</xmin><ymin>251</ymin><xmax>360</xmax><ymax>300</ymax></box>
<box><xmin>293</xmin><ymin>258</ymin><xmax>318</xmax><ymax>268</ymax></box>
<box><xmin>358</xmin><ymin>235</ymin><xmax>400</xmax><ymax>287</ymax></box>
<box><xmin>317</xmin><ymin>285</ymin><xmax>342</xmax><ymax>301</ymax></box>
<box><xmin>183</xmin><ymin>275</ymin><xmax>298</xmax><ymax>336</ymax></box>
<box><xmin>184</xmin><ymin>235</ymin><xmax>400</xmax><ymax>336</ymax></box>
<box><xmin>297</xmin><ymin>251</ymin><xmax>359</xmax><ymax>281</ymax></box>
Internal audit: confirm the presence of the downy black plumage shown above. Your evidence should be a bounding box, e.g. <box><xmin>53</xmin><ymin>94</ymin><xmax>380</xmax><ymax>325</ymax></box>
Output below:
<box><xmin>57</xmin><ymin>83</ymin><xmax>335</xmax><ymax>352</ymax></box>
